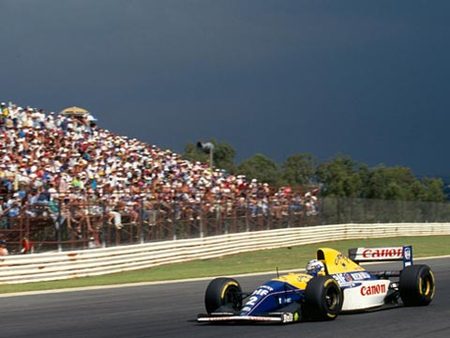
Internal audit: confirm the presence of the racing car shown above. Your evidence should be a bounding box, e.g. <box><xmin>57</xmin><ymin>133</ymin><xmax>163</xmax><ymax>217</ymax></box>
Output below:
<box><xmin>197</xmin><ymin>245</ymin><xmax>435</xmax><ymax>324</ymax></box>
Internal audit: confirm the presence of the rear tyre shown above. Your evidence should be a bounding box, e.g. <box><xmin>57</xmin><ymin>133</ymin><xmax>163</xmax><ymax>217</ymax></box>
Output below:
<box><xmin>204</xmin><ymin>277</ymin><xmax>242</xmax><ymax>314</ymax></box>
<box><xmin>304</xmin><ymin>276</ymin><xmax>343</xmax><ymax>321</ymax></box>
<box><xmin>399</xmin><ymin>264</ymin><xmax>435</xmax><ymax>306</ymax></box>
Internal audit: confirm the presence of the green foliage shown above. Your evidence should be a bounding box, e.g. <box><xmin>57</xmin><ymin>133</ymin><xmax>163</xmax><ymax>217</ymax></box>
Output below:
<box><xmin>316</xmin><ymin>155</ymin><xmax>363</xmax><ymax>197</ymax></box>
<box><xmin>281</xmin><ymin>153</ymin><xmax>317</xmax><ymax>186</ymax></box>
<box><xmin>366</xmin><ymin>166</ymin><xmax>417</xmax><ymax>200</ymax></box>
<box><xmin>238</xmin><ymin>153</ymin><xmax>280</xmax><ymax>186</ymax></box>
<box><xmin>363</xmin><ymin>167</ymin><xmax>445</xmax><ymax>202</ymax></box>
<box><xmin>182</xmin><ymin>141</ymin><xmax>447</xmax><ymax>203</ymax></box>
<box><xmin>183</xmin><ymin>143</ymin><xmax>208</xmax><ymax>163</ymax></box>
<box><xmin>214</xmin><ymin>141</ymin><xmax>237</xmax><ymax>174</ymax></box>
<box><xmin>182</xmin><ymin>140</ymin><xmax>237</xmax><ymax>173</ymax></box>
<box><xmin>317</xmin><ymin>157</ymin><xmax>446</xmax><ymax>202</ymax></box>
<box><xmin>418</xmin><ymin>178</ymin><xmax>446</xmax><ymax>202</ymax></box>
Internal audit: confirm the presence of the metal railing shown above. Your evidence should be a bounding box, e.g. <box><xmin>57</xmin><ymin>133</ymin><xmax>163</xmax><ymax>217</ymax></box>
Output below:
<box><xmin>3</xmin><ymin>222</ymin><xmax>450</xmax><ymax>284</ymax></box>
<box><xmin>1</xmin><ymin>196</ymin><xmax>450</xmax><ymax>254</ymax></box>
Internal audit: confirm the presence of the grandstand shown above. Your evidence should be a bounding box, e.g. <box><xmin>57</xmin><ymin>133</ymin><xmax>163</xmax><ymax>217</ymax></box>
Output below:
<box><xmin>0</xmin><ymin>102</ymin><xmax>319</xmax><ymax>253</ymax></box>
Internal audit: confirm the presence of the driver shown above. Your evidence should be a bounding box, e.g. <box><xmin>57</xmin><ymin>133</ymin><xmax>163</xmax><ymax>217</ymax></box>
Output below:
<box><xmin>305</xmin><ymin>259</ymin><xmax>325</xmax><ymax>276</ymax></box>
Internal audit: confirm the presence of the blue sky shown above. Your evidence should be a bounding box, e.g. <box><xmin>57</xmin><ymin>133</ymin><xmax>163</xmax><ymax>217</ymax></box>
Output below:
<box><xmin>1</xmin><ymin>0</ymin><xmax>449</xmax><ymax>176</ymax></box>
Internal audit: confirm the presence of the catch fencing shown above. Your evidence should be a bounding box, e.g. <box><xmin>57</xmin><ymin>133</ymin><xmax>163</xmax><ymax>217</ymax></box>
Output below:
<box><xmin>2</xmin><ymin>196</ymin><xmax>450</xmax><ymax>254</ymax></box>
<box><xmin>1</xmin><ymin>222</ymin><xmax>449</xmax><ymax>284</ymax></box>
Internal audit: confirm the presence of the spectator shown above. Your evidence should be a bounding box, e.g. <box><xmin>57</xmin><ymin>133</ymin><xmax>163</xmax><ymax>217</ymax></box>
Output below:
<box><xmin>0</xmin><ymin>101</ymin><xmax>321</xmax><ymax>242</ymax></box>
<box><xmin>20</xmin><ymin>236</ymin><xmax>33</xmax><ymax>254</ymax></box>
<box><xmin>0</xmin><ymin>239</ymin><xmax>8</xmax><ymax>256</ymax></box>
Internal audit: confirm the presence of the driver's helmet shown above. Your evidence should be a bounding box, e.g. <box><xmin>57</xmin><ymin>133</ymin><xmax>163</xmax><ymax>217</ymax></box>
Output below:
<box><xmin>305</xmin><ymin>259</ymin><xmax>325</xmax><ymax>277</ymax></box>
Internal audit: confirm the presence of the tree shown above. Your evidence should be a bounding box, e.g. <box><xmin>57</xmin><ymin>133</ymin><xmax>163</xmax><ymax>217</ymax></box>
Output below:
<box><xmin>238</xmin><ymin>153</ymin><xmax>280</xmax><ymax>186</ymax></box>
<box><xmin>362</xmin><ymin>166</ymin><xmax>447</xmax><ymax>202</ymax></box>
<box><xmin>316</xmin><ymin>155</ymin><xmax>363</xmax><ymax>197</ymax></box>
<box><xmin>182</xmin><ymin>141</ymin><xmax>448</xmax><ymax>203</ymax></box>
<box><xmin>214</xmin><ymin>142</ymin><xmax>237</xmax><ymax>174</ymax></box>
<box><xmin>417</xmin><ymin>178</ymin><xmax>446</xmax><ymax>202</ymax></box>
<box><xmin>357</xmin><ymin>163</ymin><xmax>371</xmax><ymax>198</ymax></box>
<box><xmin>182</xmin><ymin>140</ymin><xmax>237</xmax><ymax>173</ymax></box>
<box><xmin>366</xmin><ymin>166</ymin><xmax>417</xmax><ymax>200</ymax></box>
<box><xmin>183</xmin><ymin>143</ymin><xmax>208</xmax><ymax>164</ymax></box>
<box><xmin>281</xmin><ymin>153</ymin><xmax>317</xmax><ymax>187</ymax></box>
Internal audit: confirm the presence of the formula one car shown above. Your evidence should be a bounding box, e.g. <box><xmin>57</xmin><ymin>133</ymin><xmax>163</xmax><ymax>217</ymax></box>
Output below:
<box><xmin>197</xmin><ymin>245</ymin><xmax>435</xmax><ymax>324</ymax></box>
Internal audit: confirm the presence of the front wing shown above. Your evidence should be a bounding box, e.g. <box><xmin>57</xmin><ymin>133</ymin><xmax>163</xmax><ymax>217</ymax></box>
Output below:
<box><xmin>197</xmin><ymin>312</ymin><xmax>297</xmax><ymax>324</ymax></box>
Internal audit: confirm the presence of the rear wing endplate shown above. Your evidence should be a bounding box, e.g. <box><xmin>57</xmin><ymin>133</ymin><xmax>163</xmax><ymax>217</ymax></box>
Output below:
<box><xmin>348</xmin><ymin>245</ymin><xmax>413</xmax><ymax>268</ymax></box>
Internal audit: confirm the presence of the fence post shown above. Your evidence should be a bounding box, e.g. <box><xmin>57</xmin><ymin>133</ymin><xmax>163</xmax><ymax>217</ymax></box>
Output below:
<box><xmin>139</xmin><ymin>198</ymin><xmax>144</xmax><ymax>244</ymax></box>
<box><xmin>287</xmin><ymin>205</ymin><xmax>292</xmax><ymax>229</ymax></box>
<box><xmin>267</xmin><ymin>200</ymin><xmax>273</xmax><ymax>230</ymax></box>
<box><xmin>199</xmin><ymin>206</ymin><xmax>204</xmax><ymax>238</ymax></box>
<box><xmin>101</xmin><ymin>200</ymin><xmax>107</xmax><ymax>248</ymax></box>
<box><xmin>172</xmin><ymin>201</ymin><xmax>177</xmax><ymax>241</ymax></box>
<box><xmin>245</xmin><ymin>197</ymin><xmax>250</xmax><ymax>232</ymax></box>
<box><xmin>57</xmin><ymin>197</ymin><xmax>62</xmax><ymax>252</ymax></box>
<box><xmin>223</xmin><ymin>203</ymin><xmax>228</xmax><ymax>235</ymax></box>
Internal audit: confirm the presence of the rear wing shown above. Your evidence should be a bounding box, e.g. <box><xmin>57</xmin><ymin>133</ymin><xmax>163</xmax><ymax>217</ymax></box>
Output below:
<box><xmin>348</xmin><ymin>245</ymin><xmax>413</xmax><ymax>269</ymax></box>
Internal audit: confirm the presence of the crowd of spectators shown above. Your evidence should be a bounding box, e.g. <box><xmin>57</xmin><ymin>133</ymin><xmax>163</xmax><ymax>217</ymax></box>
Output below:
<box><xmin>0</xmin><ymin>102</ymin><xmax>320</xmax><ymax>250</ymax></box>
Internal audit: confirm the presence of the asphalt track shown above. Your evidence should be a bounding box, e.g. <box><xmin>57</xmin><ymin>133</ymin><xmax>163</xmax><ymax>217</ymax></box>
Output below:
<box><xmin>1</xmin><ymin>258</ymin><xmax>450</xmax><ymax>338</ymax></box>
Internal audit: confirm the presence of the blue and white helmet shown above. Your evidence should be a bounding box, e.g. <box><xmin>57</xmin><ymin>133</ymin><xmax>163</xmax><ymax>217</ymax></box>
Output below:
<box><xmin>306</xmin><ymin>259</ymin><xmax>325</xmax><ymax>276</ymax></box>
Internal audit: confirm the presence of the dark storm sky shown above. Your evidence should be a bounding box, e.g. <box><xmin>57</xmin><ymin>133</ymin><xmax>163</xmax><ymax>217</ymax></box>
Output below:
<box><xmin>1</xmin><ymin>0</ymin><xmax>449</xmax><ymax>176</ymax></box>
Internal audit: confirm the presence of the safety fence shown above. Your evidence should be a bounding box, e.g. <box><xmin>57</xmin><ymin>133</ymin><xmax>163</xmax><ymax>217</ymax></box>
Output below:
<box><xmin>0</xmin><ymin>196</ymin><xmax>321</xmax><ymax>253</ymax></box>
<box><xmin>2</xmin><ymin>196</ymin><xmax>450</xmax><ymax>254</ymax></box>
<box><xmin>1</xmin><ymin>222</ymin><xmax>449</xmax><ymax>284</ymax></box>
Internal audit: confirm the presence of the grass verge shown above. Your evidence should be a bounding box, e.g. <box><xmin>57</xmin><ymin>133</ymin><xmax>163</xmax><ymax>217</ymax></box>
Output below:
<box><xmin>1</xmin><ymin>235</ymin><xmax>449</xmax><ymax>294</ymax></box>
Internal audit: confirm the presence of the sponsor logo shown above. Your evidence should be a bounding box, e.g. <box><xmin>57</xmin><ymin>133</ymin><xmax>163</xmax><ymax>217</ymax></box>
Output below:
<box><xmin>334</xmin><ymin>253</ymin><xmax>352</xmax><ymax>267</ymax></box>
<box><xmin>258</xmin><ymin>285</ymin><xmax>274</xmax><ymax>292</ymax></box>
<box><xmin>333</xmin><ymin>273</ymin><xmax>354</xmax><ymax>284</ymax></box>
<box><xmin>350</xmin><ymin>272</ymin><xmax>371</xmax><ymax>280</ymax></box>
<box><xmin>333</xmin><ymin>274</ymin><xmax>347</xmax><ymax>284</ymax></box>
<box><xmin>404</xmin><ymin>247</ymin><xmax>411</xmax><ymax>260</ymax></box>
<box><xmin>296</xmin><ymin>275</ymin><xmax>311</xmax><ymax>283</ymax></box>
<box><xmin>360</xmin><ymin>283</ymin><xmax>386</xmax><ymax>296</ymax></box>
<box><xmin>362</xmin><ymin>248</ymin><xmax>403</xmax><ymax>259</ymax></box>
<box><xmin>345</xmin><ymin>274</ymin><xmax>353</xmax><ymax>282</ymax></box>
<box><xmin>278</xmin><ymin>297</ymin><xmax>293</xmax><ymax>305</ymax></box>
<box><xmin>282</xmin><ymin>313</ymin><xmax>294</xmax><ymax>323</ymax></box>
<box><xmin>252</xmin><ymin>287</ymin><xmax>271</xmax><ymax>297</ymax></box>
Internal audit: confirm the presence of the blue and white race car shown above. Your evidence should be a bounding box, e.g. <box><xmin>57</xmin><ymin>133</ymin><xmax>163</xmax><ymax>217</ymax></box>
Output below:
<box><xmin>197</xmin><ymin>245</ymin><xmax>435</xmax><ymax>324</ymax></box>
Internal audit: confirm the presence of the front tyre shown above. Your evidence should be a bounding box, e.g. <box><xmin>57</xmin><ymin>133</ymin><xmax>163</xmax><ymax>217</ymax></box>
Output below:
<box><xmin>204</xmin><ymin>277</ymin><xmax>242</xmax><ymax>314</ymax></box>
<box><xmin>304</xmin><ymin>275</ymin><xmax>343</xmax><ymax>321</ymax></box>
<box><xmin>399</xmin><ymin>264</ymin><xmax>435</xmax><ymax>306</ymax></box>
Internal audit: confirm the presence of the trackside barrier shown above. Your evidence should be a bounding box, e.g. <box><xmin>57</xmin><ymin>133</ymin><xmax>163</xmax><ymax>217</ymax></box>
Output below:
<box><xmin>1</xmin><ymin>222</ymin><xmax>449</xmax><ymax>284</ymax></box>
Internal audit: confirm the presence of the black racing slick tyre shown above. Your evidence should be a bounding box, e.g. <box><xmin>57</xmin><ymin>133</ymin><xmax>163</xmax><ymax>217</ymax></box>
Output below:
<box><xmin>304</xmin><ymin>276</ymin><xmax>343</xmax><ymax>321</ymax></box>
<box><xmin>204</xmin><ymin>277</ymin><xmax>242</xmax><ymax>314</ymax></box>
<box><xmin>399</xmin><ymin>264</ymin><xmax>435</xmax><ymax>307</ymax></box>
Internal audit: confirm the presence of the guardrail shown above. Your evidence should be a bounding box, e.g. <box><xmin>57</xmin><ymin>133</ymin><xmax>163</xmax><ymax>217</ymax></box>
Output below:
<box><xmin>1</xmin><ymin>222</ymin><xmax>449</xmax><ymax>284</ymax></box>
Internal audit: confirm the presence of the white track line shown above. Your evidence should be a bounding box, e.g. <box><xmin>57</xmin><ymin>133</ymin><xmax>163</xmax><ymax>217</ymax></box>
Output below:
<box><xmin>1</xmin><ymin>254</ymin><xmax>449</xmax><ymax>298</ymax></box>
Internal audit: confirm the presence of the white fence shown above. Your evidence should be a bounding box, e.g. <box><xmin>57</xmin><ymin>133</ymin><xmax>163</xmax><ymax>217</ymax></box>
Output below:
<box><xmin>1</xmin><ymin>222</ymin><xmax>449</xmax><ymax>284</ymax></box>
